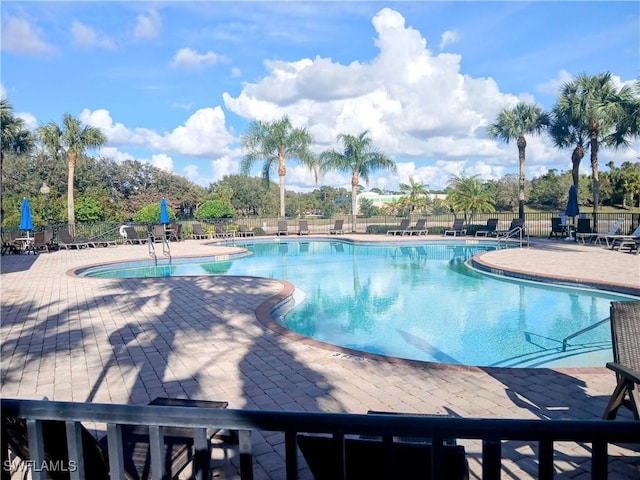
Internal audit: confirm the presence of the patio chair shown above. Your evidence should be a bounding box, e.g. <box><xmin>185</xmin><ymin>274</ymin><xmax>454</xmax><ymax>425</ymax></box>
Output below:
<box><xmin>574</xmin><ymin>218</ymin><xmax>594</xmax><ymax>244</ymax></box>
<box><xmin>151</xmin><ymin>224</ymin><xmax>167</xmax><ymax>243</ymax></box>
<box><xmin>298</xmin><ymin>220</ymin><xmax>310</xmax><ymax>235</ymax></box>
<box><xmin>548</xmin><ymin>217</ymin><xmax>568</xmax><ymax>239</ymax></box>
<box><xmin>276</xmin><ymin>220</ymin><xmax>289</xmax><ymax>236</ymax></box>
<box><xmin>3</xmin><ymin>397</ymin><xmax>230</xmax><ymax>480</ymax></box>
<box><xmin>329</xmin><ymin>219</ymin><xmax>344</xmax><ymax>235</ymax></box>
<box><xmin>602</xmin><ymin>301</ymin><xmax>640</xmax><ymax>420</ymax></box>
<box><xmin>33</xmin><ymin>231</ymin><xmax>51</xmax><ymax>253</ymax></box>
<box><xmin>237</xmin><ymin>225</ymin><xmax>255</xmax><ymax>237</ymax></box>
<box><xmin>168</xmin><ymin>223</ymin><xmax>182</xmax><ymax>242</ymax></box>
<box><xmin>408</xmin><ymin>218</ymin><xmax>428</xmax><ymax>236</ymax></box>
<box><xmin>475</xmin><ymin>218</ymin><xmax>499</xmax><ymax>237</ymax></box>
<box><xmin>214</xmin><ymin>225</ymin><xmax>233</xmax><ymax>238</ymax></box>
<box><xmin>297</xmin><ymin>434</ymin><xmax>469</xmax><ymax>480</ymax></box>
<box><xmin>387</xmin><ymin>219</ymin><xmax>411</xmax><ymax>236</ymax></box>
<box><xmin>1</xmin><ymin>233</ymin><xmax>19</xmax><ymax>255</ymax></box>
<box><xmin>122</xmin><ymin>226</ymin><xmax>148</xmax><ymax>245</ymax></box>
<box><xmin>58</xmin><ymin>229</ymin><xmax>94</xmax><ymax>249</ymax></box>
<box><xmin>444</xmin><ymin>219</ymin><xmax>466</xmax><ymax>237</ymax></box>
<box><xmin>192</xmin><ymin>223</ymin><xmax>209</xmax><ymax>239</ymax></box>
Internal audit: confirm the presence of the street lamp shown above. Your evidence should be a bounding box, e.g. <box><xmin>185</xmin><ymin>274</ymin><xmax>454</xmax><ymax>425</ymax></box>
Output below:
<box><xmin>40</xmin><ymin>182</ymin><xmax>50</xmax><ymax>226</ymax></box>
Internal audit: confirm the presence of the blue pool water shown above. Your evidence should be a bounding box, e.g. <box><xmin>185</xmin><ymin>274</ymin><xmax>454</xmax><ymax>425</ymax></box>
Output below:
<box><xmin>80</xmin><ymin>239</ymin><xmax>637</xmax><ymax>368</ymax></box>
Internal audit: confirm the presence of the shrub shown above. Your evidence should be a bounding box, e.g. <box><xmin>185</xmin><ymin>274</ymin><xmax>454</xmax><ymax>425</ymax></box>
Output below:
<box><xmin>133</xmin><ymin>203</ymin><xmax>176</xmax><ymax>224</ymax></box>
<box><xmin>195</xmin><ymin>200</ymin><xmax>234</xmax><ymax>220</ymax></box>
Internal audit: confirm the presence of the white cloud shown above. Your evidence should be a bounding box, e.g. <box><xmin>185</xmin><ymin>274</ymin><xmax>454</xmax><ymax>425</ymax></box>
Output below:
<box><xmin>71</xmin><ymin>21</ymin><xmax>115</xmax><ymax>49</ymax></box>
<box><xmin>151</xmin><ymin>153</ymin><xmax>173</xmax><ymax>171</ymax></box>
<box><xmin>171</xmin><ymin>48</ymin><xmax>224</xmax><ymax>70</ymax></box>
<box><xmin>16</xmin><ymin>112</ymin><xmax>38</xmax><ymax>131</ymax></box>
<box><xmin>80</xmin><ymin>107</ymin><xmax>236</xmax><ymax>158</ymax></box>
<box><xmin>1</xmin><ymin>16</ymin><xmax>55</xmax><ymax>56</ymax></box>
<box><xmin>0</xmin><ymin>84</ymin><xmax>6</xmax><ymax>98</ymax></box>
<box><xmin>537</xmin><ymin>69</ymin><xmax>573</xmax><ymax>96</ymax></box>
<box><xmin>210</xmin><ymin>156</ymin><xmax>239</xmax><ymax>182</ymax></box>
<box><xmin>439</xmin><ymin>30</ymin><xmax>460</xmax><ymax>50</ymax></box>
<box><xmin>134</xmin><ymin>9</ymin><xmax>161</xmax><ymax>40</ymax></box>
<box><xmin>231</xmin><ymin>67</ymin><xmax>242</xmax><ymax>78</ymax></box>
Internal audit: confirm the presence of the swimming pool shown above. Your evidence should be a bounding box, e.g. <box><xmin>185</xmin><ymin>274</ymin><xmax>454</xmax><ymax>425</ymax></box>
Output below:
<box><xmin>80</xmin><ymin>239</ymin><xmax>636</xmax><ymax>368</ymax></box>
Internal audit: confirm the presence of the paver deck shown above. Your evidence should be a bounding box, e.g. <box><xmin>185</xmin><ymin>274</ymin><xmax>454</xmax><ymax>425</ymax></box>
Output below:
<box><xmin>1</xmin><ymin>234</ymin><xmax>639</xmax><ymax>479</ymax></box>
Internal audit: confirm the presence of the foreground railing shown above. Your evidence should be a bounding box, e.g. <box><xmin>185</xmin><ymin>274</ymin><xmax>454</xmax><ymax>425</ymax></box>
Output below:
<box><xmin>2</xmin><ymin>398</ymin><xmax>638</xmax><ymax>480</ymax></box>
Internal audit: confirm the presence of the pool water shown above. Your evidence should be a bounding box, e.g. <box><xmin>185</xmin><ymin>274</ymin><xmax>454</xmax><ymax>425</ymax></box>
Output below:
<box><xmin>81</xmin><ymin>239</ymin><xmax>636</xmax><ymax>368</ymax></box>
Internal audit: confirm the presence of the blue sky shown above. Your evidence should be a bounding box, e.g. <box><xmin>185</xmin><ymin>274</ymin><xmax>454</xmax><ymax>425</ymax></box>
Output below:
<box><xmin>2</xmin><ymin>1</ymin><xmax>639</xmax><ymax>192</ymax></box>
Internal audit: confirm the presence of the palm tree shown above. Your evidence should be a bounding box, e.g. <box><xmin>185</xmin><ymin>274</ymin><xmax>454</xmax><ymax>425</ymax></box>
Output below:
<box><xmin>240</xmin><ymin>115</ymin><xmax>315</xmax><ymax>218</ymax></box>
<box><xmin>1</xmin><ymin>98</ymin><xmax>36</xmax><ymax>224</ymax></box>
<box><xmin>38</xmin><ymin>114</ymin><xmax>106</xmax><ymax>226</ymax></box>
<box><xmin>398</xmin><ymin>176</ymin><xmax>429</xmax><ymax>213</ymax></box>
<box><xmin>550</xmin><ymin>73</ymin><xmax>639</xmax><ymax>230</ymax></box>
<box><xmin>446</xmin><ymin>174</ymin><xmax>495</xmax><ymax>224</ymax></box>
<box><xmin>319</xmin><ymin>131</ymin><xmax>396</xmax><ymax>232</ymax></box>
<box><xmin>488</xmin><ymin>102</ymin><xmax>549</xmax><ymax>219</ymax></box>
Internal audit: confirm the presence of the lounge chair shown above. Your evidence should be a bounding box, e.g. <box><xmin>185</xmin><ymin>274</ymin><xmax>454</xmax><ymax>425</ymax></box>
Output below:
<box><xmin>602</xmin><ymin>301</ymin><xmax>640</xmax><ymax>420</ymax></box>
<box><xmin>298</xmin><ymin>220</ymin><xmax>310</xmax><ymax>235</ymax></box>
<box><xmin>592</xmin><ymin>218</ymin><xmax>625</xmax><ymax>246</ymax></box>
<box><xmin>237</xmin><ymin>225</ymin><xmax>255</xmax><ymax>237</ymax></box>
<box><xmin>475</xmin><ymin>218</ymin><xmax>499</xmax><ymax>237</ymax></box>
<box><xmin>548</xmin><ymin>217</ymin><xmax>568</xmax><ymax>239</ymax></box>
<box><xmin>387</xmin><ymin>219</ymin><xmax>411</xmax><ymax>236</ymax></box>
<box><xmin>297</xmin><ymin>434</ymin><xmax>469</xmax><ymax>480</ymax></box>
<box><xmin>33</xmin><ymin>231</ymin><xmax>51</xmax><ymax>253</ymax></box>
<box><xmin>214</xmin><ymin>225</ymin><xmax>233</xmax><ymax>238</ymax></box>
<box><xmin>3</xmin><ymin>397</ymin><xmax>230</xmax><ymax>480</ymax></box>
<box><xmin>192</xmin><ymin>223</ymin><xmax>210</xmax><ymax>239</ymax></box>
<box><xmin>58</xmin><ymin>230</ymin><xmax>94</xmax><ymax>249</ymax></box>
<box><xmin>495</xmin><ymin>218</ymin><xmax>524</xmax><ymax>238</ymax></box>
<box><xmin>1</xmin><ymin>233</ymin><xmax>19</xmax><ymax>255</ymax></box>
<box><xmin>122</xmin><ymin>226</ymin><xmax>148</xmax><ymax>245</ymax></box>
<box><xmin>606</xmin><ymin>224</ymin><xmax>640</xmax><ymax>250</ymax></box>
<box><xmin>408</xmin><ymin>218</ymin><xmax>429</xmax><ymax>236</ymax></box>
<box><xmin>329</xmin><ymin>219</ymin><xmax>344</xmax><ymax>235</ymax></box>
<box><xmin>276</xmin><ymin>220</ymin><xmax>289</xmax><ymax>236</ymax></box>
<box><xmin>444</xmin><ymin>219</ymin><xmax>466</xmax><ymax>237</ymax></box>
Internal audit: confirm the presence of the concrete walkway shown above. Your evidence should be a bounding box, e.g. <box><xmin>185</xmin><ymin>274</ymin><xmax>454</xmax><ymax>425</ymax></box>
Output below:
<box><xmin>1</xmin><ymin>235</ymin><xmax>638</xmax><ymax>479</ymax></box>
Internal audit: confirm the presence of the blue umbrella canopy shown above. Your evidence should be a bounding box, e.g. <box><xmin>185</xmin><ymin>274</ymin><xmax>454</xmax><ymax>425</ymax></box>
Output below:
<box><xmin>160</xmin><ymin>197</ymin><xmax>170</xmax><ymax>225</ymax></box>
<box><xmin>565</xmin><ymin>185</ymin><xmax>579</xmax><ymax>218</ymax></box>
<box><xmin>20</xmin><ymin>197</ymin><xmax>33</xmax><ymax>235</ymax></box>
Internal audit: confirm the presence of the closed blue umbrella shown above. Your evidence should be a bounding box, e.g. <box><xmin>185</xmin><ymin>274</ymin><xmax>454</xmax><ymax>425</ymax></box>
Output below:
<box><xmin>160</xmin><ymin>197</ymin><xmax>170</xmax><ymax>225</ymax></box>
<box><xmin>565</xmin><ymin>185</ymin><xmax>579</xmax><ymax>218</ymax></box>
<box><xmin>20</xmin><ymin>197</ymin><xmax>33</xmax><ymax>237</ymax></box>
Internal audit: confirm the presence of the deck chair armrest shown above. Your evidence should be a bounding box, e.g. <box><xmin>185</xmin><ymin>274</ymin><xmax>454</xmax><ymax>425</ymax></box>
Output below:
<box><xmin>606</xmin><ymin>362</ymin><xmax>640</xmax><ymax>384</ymax></box>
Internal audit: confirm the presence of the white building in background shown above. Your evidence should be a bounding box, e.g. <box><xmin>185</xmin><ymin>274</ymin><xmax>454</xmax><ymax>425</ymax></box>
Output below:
<box><xmin>355</xmin><ymin>191</ymin><xmax>447</xmax><ymax>213</ymax></box>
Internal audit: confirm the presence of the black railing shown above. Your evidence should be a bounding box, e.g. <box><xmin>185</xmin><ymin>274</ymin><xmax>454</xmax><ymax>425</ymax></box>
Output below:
<box><xmin>2</xmin><ymin>398</ymin><xmax>638</xmax><ymax>480</ymax></box>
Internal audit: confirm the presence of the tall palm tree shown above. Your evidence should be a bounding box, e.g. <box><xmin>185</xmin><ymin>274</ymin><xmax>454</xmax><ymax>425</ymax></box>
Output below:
<box><xmin>240</xmin><ymin>115</ymin><xmax>315</xmax><ymax>218</ymax></box>
<box><xmin>446</xmin><ymin>174</ymin><xmax>495</xmax><ymax>224</ymax></box>
<box><xmin>488</xmin><ymin>102</ymin><xmax>549</xmax><ymax>219</ymax></box>
<box><xmin>319</xmin><ymin>131</ymin><xmax>396</xmax><ymax>232</ymax></box>
<box><xmin>38</xmin><ymin>114</ymin><xmax>107</xmax><ymax>226</ymax></box>
<box><xmin>1</xmin><ymin>98</ymin><xmax>36</xmax><ymax>224</ymax></box>
<box><xmin>398</xmin><ymin>176</ymin><xmax>429</xmax><ymax>213</ymax></box>
<box><xmin>550</xmin><ymin>73</ymin><xmax>639</xmax><ymax>230</ymax></box>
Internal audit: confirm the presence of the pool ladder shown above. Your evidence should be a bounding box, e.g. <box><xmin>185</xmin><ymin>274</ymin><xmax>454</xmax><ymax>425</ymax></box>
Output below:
<box><xmin>561</xmin><ymin>317</ymin><xmax>610</xmax><ymax>352</ymax></box>
<box><xmin>147</xmin><ymin>232</ymin><xmax>172</xmax><ymax>265</ymax></box>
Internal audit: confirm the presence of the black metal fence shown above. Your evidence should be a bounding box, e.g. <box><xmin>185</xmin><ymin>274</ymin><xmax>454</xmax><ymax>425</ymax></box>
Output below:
<box><xmin>2</xmin><ymin>398</ymin><xmax>638</xmax><ymax>480</ymax></box>
<box><xmin>3</xmin><ymin>212</ymin><xmax>638</xmax><ymax>243</ymax></box>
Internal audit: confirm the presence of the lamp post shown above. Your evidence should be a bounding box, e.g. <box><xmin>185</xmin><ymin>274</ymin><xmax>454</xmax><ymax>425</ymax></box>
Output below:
<box><xmin>40</xmin><ymin>182</ymin><xmax>50</xmax><ymax>227</ymax></box>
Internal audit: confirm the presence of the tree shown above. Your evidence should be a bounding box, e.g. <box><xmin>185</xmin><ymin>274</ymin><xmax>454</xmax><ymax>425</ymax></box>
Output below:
<box><xmin>398</xmin><ymin>176</ymin><xmax>430</xmax><ymax>213</ymax></box>
<box><xmin>550</xmin><ymin>73</ymin><xmax>640</xmax><ymax>230</ymax></box>
<box><xmin>38</xmin><ymin>114</ymin><xmax>107</xmax><ymax>226</ymax></box>
<box><xmin>1</xmin><ymin>98</ymin><xmax>36</xmax><ymax>224</ymax></box>
<box><xmin>195</xmin><ymin>200</ymin><xmax>234</xmax><ymax>220</ymax></box>
<box><xmin>320</xmin><ymin>131</ymin><xmax>396</xmax><ymax>232</ymax></box>
<box><xmin>488</xmin><ymin>102</ymin><xmax>549</xmax><ymax>219</ymax></box>
<box><xmin>240</xmin><ymin>115</ymin><xmax>315</xmax><ymax>218</ymax></box>
<box><xmin>446</xmin><ymin>174</ymin><xmax>495</xmax><ymax>224</ymax></box>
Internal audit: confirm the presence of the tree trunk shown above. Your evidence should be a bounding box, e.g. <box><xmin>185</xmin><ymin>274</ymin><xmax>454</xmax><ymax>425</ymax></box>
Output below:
<box><xmin>517</xmin><ymin>135</ymin><xmax>526</xmax><ymax>219</ymax></box>
<box><xmin>278</xmin><ymin>157</ymin><xmax>286</xmax><ymax>218</ymax></box>
<box><xmin>571</xmin><ymin>145</ymin><xmax>584</xmax><ymax>187</ymax></box>
<box><xmin>589</xmin><ymin>119</ymin><xmax>599</xmax><ymax>232</ymax></box>
<box><xmin>351</xmin><ymin>173</ymin><xmax>359</xmax><ymax>233</ymax></box>
<box><xmin>67</xmin><ymin>152</ymin><xmax>76</xmax><ymax>228</ymax></box>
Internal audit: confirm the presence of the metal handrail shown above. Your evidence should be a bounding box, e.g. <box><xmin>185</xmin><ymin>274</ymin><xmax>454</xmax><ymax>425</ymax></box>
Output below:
<box><xmin>562</xmin><ymin>317</ymin><xmax>610</xmax><ymax>352</ymax></box>
<box><xmin>496</xmin><ymin>226</ymin><xmax>527</xmax><ymax>248</ymax></box>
